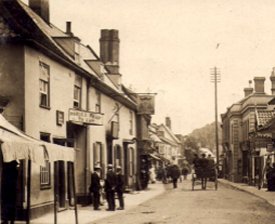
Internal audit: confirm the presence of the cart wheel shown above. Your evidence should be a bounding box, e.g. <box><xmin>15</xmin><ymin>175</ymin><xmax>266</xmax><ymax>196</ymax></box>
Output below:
<box><xmin>215</xmin><ymin>177</ymin><xmax>218</xmax><ymax>190</ymax></box>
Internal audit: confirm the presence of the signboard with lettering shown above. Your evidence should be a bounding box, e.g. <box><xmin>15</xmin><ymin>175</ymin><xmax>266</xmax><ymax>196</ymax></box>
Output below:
<box><xmin>137</xmin><ymin>94</ymin><xmax>155</xmax><ymax>115</ymax></box>
<box><xmin>68</xmin><ymin>108</ymin><xmax>103</xmax><ymax>126</ymax></box>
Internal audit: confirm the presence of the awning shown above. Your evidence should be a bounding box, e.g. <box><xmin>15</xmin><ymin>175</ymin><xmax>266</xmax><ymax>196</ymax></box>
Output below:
<box><xmin>149</xmin><ymin>133</ymin><xmax>162</xmax><ymax>143</ymax></box>
<box><xmin>0</xmin><ymin>115</ymin><xmax>75</xmax><ymax>165</ymax></box>
<box><xmin>148</xmin><ymin>153</ymin><xmax>161</xmax><ymax>161</ymax></box>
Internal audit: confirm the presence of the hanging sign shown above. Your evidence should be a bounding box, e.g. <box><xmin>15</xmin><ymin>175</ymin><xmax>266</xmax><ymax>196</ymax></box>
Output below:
<box><xmin>137</xmin><ymin>94</ymin><xmax>155</xmax><ymax>115</ymax></box>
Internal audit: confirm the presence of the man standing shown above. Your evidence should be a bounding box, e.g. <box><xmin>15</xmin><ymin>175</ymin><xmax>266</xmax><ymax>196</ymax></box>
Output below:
<box><xmin>89</xmin><ymin>164</ymin><xmax>101</xmax><ymax>210</ymax></box>
<box><xmin>105</xmin><ymin>164</ymin><xmax>117</xmax><ymax>211</ymax></box>
<box><xmin>170</xmin><ymin>164</ymin><xmax>181</xmax><ymax>188</ymax></box>
<box><xmin>116</xmin><ymin>166</ymin><xmax>125</xmax><ymax>210</ymax></box>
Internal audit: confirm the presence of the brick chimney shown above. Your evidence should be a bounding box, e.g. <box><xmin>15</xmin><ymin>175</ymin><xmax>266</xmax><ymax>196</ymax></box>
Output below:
<box><xmin>253</xmin><ymin>77</ymin><xmax>265</xmax><ymax>94</ymax></box>
<box><xmin>244</xmin><ymin>80</ymin><xmax>253</xmax><ymax>97</ymax></box>
<box><xmin>29</xmin><ymin>0</ymin><xmax>50</xmax><ymax>23</ymax></box>
<box><xmin>165</xmin><ymin>117</ymin><xmax>171</xmax><ymax>130</ymax></box>
<box><xmin>270</xmin><ymin>67</ymin><xmax>275</xmax><ymax>95</ymax></box>
<box><xmin>99</xmin><ymin>29</ymin><xmax>121</xmax><ymax>87</ymax></box>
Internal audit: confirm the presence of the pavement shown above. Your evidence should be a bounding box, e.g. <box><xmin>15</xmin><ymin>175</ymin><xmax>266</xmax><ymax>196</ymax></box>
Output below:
<box><xmin>218</xmin><ymin>178</ymin><xmax>275</xmax><ymax>207</ymax></box>
<box><xmin>28</xmin><ymin>182</ymin><xmax>165</xmax><ymax>224</ymax></box>
<box><xmin>17</xmin><ymin>178</ymin><xmax>275</xmax><ymax>223</ymax></box>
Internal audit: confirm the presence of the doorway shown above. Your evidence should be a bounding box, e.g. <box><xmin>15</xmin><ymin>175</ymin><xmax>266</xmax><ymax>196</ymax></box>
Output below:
<box><xmin>54</xmin><ymin>161</ymin><xmax>66</xmax><ymax>209</ymax></box>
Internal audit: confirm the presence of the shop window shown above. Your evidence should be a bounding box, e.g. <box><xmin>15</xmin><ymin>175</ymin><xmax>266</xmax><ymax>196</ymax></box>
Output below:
<box><xmin>40</xmin><ymin>160</ymin><xmax>51</xmax><ymax>189</ymax></box>
<box><xmin>40</xmin><ymin>134</ymin><xmax>51</xmax><ymax>189</ymax></box>
<box><xmin>73</xmin><ymin>75</ymin><xmax>82</xmax><ymax>109</ymax></box>
<box><xmin>39</xmin><ymin>62</ymin><xmax>50</xmax><ymax>108</ymax></box>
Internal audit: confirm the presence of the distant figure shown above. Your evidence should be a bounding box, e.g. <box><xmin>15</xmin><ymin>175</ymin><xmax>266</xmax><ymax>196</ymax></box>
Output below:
<box><xmin>105</xmin><ymin>164</ymin><xmax>117</xmax><ymax>211</ymax></box>
<box><xmin>89</xmin><ymin>164</ymin><xmax>102</xmax><ymax>210</ymax></box>
<box><xmin>181</xmin><ymin>164</ymin><xmax>189</xmax><ymax>180</ymax></box>
<box><xmin>115</xmin><ymin>166</ymin><xmax>125</xmax><ymax>210</ymax></box>
<box><xmin>169</xmin><ymin>164</ymin><xmax>181</xmax><ymax>188</ymax></box>
<box><xmin>149</xmin><ymin>166</ymin><xmax>156</xmax><ymax>184</ymax></box>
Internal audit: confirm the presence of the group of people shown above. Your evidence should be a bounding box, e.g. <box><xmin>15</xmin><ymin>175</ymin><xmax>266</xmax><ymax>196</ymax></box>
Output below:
<box><xmin>193</xmin><ymin>153</ymin><xmax>215</xmax><ymax>171</ymax></box>
<box><xmin>89</xmin><ymin>164</ymin><xmax>124</xmax><ymax>211</ymax></box>
<box><xmin>156</xmin><ymin>163</ymin><xmax>184</xmax><ymax>188</ymax></box>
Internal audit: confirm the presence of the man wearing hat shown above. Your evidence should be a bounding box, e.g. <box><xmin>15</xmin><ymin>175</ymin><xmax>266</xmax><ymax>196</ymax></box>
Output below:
<box><xmin>104</xmin><ymin>164</ymin><xmax>117</xmax><ymax>211</ymax></box>
<box><xmin>89</xmin><ymin>164</ymin><xmax>102</xmax><ymax>210</ymax></box>
<box><xmin>116</xmin><ymin>165</ymin><xmax>125</xmax><ymax>210</ymax></box>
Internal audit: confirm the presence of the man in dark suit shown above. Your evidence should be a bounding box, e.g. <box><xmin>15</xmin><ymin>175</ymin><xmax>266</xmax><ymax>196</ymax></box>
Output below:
<box><xmin>89</xmin><ymin>164</ymin><xmax>101</xmax><ymax>210</ymax></box>
<box><xmin>116</xmin><ymin>166</ymin><xmax>125</xmax><ymax>210</ymax></box>
<box><xmin>104</xmin><ymin>164</ymin><xmax>117</xmax><ymax>211</ymax></box>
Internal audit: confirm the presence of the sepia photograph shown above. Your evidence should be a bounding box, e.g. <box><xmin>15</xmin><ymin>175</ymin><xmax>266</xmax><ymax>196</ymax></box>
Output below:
<box><xmin>1</xmin><ymin>0</ymin><xmax>275</xmax><ymax>223</ymax></box>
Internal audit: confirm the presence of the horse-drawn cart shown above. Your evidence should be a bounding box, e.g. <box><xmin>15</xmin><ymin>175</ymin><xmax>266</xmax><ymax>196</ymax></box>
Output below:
<box><xmin>191</xmin><ymin>166</ymin><xmax>218</xmax><ymax>191</ymax></box>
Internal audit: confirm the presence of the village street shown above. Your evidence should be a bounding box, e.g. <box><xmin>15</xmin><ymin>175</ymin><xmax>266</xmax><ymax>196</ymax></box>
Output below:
<box><xmin>93</xmin><ymin>180</ymin><xmax>275</xmax><ymax>224</ymax></box>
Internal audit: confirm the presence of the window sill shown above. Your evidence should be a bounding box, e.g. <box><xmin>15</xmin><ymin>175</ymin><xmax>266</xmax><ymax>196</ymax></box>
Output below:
<box><xmin>40</xmin><ymin>185</ymin><xmax>51</xmax><ymax>190</ymax></box>
<box><xmin>40</xmin><ymin>105</ymin><xmax>51</xmax><ymax>110</ymax></box>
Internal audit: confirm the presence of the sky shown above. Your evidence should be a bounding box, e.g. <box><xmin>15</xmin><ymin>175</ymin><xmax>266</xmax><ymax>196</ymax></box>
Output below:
<box><xmin>22</xmin><ymin>0</ymin><xmax>275</xmax><ymax>135</ymax></box>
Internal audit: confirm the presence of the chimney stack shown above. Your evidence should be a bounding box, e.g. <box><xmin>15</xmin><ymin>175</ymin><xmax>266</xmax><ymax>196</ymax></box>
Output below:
<box><xmin>253</xmin><ymin>77</ymin><xmax>265</xmax><ymax>94</ymax></box>
<box><xmin>66</xmin><ymin>21</ymin><xmax>73</xmax><ymax>36</ymax></box>
<box><xmin>29</xmin><ymin>0</ymin><xmax>50</xmax><ymax>23</ymax></box>
<box><xmin>244</xmin><ymin>80</ymin><xmax>253</xmax><ymax>97</ymax></box>
<box><xmin>99</xmin><ymin>29</ymin><xmax>120</xmax><ymax>73</ymax></box>
<box><xmin>99</xmin><ymin>29</ymin><xmax>121</xmax><ymax>87</ymax></box>
<box><xmin>165</xmin><ymin>117</ymin><xmax>171</xmax><ymax>130</ymax></box>
<box><xmin>270</xmin><ymin>67</ymin><xmax>275</xmax><ymax>95</ymax></box>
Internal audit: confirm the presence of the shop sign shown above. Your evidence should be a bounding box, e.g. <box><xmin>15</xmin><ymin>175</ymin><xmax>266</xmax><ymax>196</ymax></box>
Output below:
<box><xmin>68</xmin><ymin>108</ymin><xmax>103</xmax><ymax>126</ymax></box>
<box><xmin>137</xmin><ymin>94</ymin><xmax>155</xmax><ymax>115</ymax></box>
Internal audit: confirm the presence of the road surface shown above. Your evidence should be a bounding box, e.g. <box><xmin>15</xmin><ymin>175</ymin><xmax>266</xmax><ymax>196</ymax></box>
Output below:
<box><xmin>93</xmin><ymin>180</ymin><xmax>275</xmax><ymax>224</ymax></box>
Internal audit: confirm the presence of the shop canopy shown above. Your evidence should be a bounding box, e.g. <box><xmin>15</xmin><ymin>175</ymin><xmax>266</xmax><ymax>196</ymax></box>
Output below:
<box><xmin>0</xmin><ymin>114</ymin><xmax>75</xmax><ymax>165</ymax></box>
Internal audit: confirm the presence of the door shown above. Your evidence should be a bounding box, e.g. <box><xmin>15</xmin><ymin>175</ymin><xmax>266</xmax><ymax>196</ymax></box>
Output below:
<box><xmin>54</xmin><ymin>161</ymin><xmax>66</xmax><ymax>209</ymax></box>
<box><xmin>123</xmin><ymin>143</ymin><xmax>129</xmax><ymax>187</ymax></box>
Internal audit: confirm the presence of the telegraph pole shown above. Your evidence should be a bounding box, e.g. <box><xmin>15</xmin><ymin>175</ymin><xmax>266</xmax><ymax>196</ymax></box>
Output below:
<box><xmin>210</xmin><ymin>67</ymin><xmax>221</xmax><ymax>172</ymax></box>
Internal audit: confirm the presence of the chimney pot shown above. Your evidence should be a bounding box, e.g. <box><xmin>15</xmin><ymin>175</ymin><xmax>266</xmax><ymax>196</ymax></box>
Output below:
<box><xmin>270</xmin><ymin>68</ymin><xmax>275</xmax><ymax>95</ymax></box>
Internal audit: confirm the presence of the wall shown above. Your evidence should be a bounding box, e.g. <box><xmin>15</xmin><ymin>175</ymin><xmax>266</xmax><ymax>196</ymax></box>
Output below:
<box><xmin>24</xmin><ymin>46</ymin><xmax>89</xmax><ymax>205</ymax></box>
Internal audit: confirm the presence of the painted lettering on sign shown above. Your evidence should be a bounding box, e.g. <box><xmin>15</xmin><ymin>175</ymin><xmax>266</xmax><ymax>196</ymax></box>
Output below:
<box><xmin>68</xmin><ymin>108</ymin><xmax>103</xmax><ymax>125</ymax></box>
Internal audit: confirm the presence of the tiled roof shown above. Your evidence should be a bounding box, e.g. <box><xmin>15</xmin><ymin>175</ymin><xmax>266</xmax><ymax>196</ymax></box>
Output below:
<box><xmin>256</xmin><ymin>110</ymin><xmax>275</xmax><ymax>127</ymax></box>
<box><xmin>0</xmin><ymin>17</ymin><xmax>18</xmax><ymax>38</ymax></box>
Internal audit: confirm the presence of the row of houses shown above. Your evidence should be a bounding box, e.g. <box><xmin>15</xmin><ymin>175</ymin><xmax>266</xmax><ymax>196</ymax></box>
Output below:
<box><xmin>221</xmin><ymin>71</ymin><xmax>275</xmax><ymax>186</ymax></box>
<box><xmin>0</xmin><ymin>0</ymin><xmax>179</xmax><ymax>220</ymax></box>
